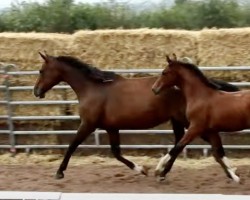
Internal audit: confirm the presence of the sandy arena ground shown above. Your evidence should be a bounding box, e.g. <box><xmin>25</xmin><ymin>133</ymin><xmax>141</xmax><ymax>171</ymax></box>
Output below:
<box><xmin>0</xmin><ymin>154</ymin><xmax>249</xmax><ymax>194</ymax></box>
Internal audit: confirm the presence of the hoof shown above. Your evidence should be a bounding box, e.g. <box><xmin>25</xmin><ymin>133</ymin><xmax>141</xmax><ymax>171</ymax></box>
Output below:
<box><xmin>155</xmin><ymin>169</ymin><xmax>166</xmax><ymax>182</ymax></box>
<box><xmin>154</xmin><ymin>169</ymin><xmax>163</xmax><ymax>177</ymax></box>
<box><xmin>156</xmin><ymin>176</ymin><xmax>166</xmax><ymax>182</ymax></box>
<box><xmin>228</xmin><ymin>168</ymin><xmax>240</xmax><ymax>183</ymax></box>
<box><xmin>141</xmin><ymin>165</ymin><xmax>150</xmax><ymax>176</ymax></box>
<box><xmin>55</xmin><ymin>171</ymin><xmax>64</xmax><ymax>179</ymax></box>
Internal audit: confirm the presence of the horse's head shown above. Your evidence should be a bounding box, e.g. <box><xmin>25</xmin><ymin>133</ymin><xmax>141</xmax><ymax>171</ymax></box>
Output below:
<box><xmin>152</xmin><ymin>54</ymin><xmax>180</xmax><ymax>95</ymax></box>
<box><xmin>34</xmin><ymin>52</ymin><xmax>62</xmax><ymax>98</ymax></box>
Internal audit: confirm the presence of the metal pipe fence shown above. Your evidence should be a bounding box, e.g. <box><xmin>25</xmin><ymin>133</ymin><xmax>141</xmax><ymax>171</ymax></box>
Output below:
<box><xmin>1</xmin><ymin>64</ymin><xmax>250</xmax><ymax>156</ymax></box>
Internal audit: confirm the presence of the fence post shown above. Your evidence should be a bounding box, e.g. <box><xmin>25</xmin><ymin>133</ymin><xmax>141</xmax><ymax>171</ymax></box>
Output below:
<box><xmin>3</xmin><ymin>65</ymin><xmax>16</xmax><ymax>155</ymax></box>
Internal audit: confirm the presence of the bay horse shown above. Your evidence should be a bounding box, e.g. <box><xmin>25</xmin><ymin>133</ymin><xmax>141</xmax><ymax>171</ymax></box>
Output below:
<box><xmin>34</xmin><ymin>52</ymin><xmax>239</xmax><ymax>180</ymax></box>
<box><xmin>152</xmin><ymin>54</ymin><xmax>243</xmax><ymax>183</ymax></box>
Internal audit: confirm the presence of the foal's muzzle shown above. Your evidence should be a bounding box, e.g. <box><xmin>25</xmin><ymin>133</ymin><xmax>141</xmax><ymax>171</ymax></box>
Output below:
<box><xmin>34</xmin><ymin>87</ymin><xmax>45</xmax><ymax>98</ymax></box>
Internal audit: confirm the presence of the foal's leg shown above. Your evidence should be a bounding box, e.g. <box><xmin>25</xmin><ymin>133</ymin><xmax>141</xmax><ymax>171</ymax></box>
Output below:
<box><xmin>155</xmin><ymin>118</ymin><xmax>186</xmax><ymax>176</ymax></box>
<box><xmin>171</xmin><ymin>118</ymin><xmax>186</xmax><ymax>145</ymax></box>
<box><xmin>107</xmin><ymin>129</ymin><xmax>148</xmax><ymax>176</ymax></box>
<box><xmin>55</xmin><ymin>122</ymin><xmax>95</xmax><ymax>179</ymax></box>
<box><xmin>204</xmin><ymin>133</ymin><xmax>240</xmax><ymax>183</ymax></box>
<box><xmin>155</xmin><ymin>126</ymin><xmax>200</xmax><ymax>181</ymax></box>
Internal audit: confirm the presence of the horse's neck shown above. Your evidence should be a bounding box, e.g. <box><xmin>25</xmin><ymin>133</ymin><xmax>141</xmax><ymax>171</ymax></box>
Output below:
<box><xmin>61</xmin><ymin>68</ymin><xmax>95</xmax><ymax>100</ymax></box>
<box><xmin>179</xmin><ymin>74</ymin><xmax>215</xmax><ymax>102</ymax></box>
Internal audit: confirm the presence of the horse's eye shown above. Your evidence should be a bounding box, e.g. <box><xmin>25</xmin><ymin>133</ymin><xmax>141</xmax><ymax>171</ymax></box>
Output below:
<box><xmin>39</xmin><ymin>70</ymin><xmax>43</xmax><ymax>74</ymax></box>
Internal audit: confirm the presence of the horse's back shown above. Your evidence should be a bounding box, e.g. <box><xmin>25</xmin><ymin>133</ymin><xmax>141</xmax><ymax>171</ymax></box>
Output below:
<box><xmin>206</xmin><ymin>90</ymin><xmax>250</xmax><ymax>131</ymax></box>
<box><xmin>99</xmin><ymin>77</ymin><xmax>186</xmax><ymax>129</ymax></box>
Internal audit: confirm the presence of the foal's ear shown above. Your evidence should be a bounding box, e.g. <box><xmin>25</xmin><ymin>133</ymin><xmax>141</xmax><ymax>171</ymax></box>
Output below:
<box><xmin>172</xmin><ymin>53</ymin><xmax>177</xmax><ymax>61</ymax></box>
<box><xmin>166</xmin><ymin>55</ymin><xmax>172</xmax><ymax>64</ymax></box>
<box><xmin>39</xmin><ymin>51</ymin><xmax>50</xmax><ymax>63</ymax></box>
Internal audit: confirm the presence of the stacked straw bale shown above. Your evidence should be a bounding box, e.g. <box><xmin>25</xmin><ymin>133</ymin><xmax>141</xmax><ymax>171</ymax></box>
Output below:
<box><xmin>198</xmin><ymin>28</ymin><xmax>250</xmax><ymax>66</ymax></box>
<box><xmin>0</xmin><ymin>32</ymin><xmax>71</xmax><ymax>70</ymax></box>
<box><xmin>197</xmin><ymin>28</ymin><xmax>250</xmax><ymax>82</ymax></box>
<box><xmin>1</xmin><ymin>28</ymin><xmax>250</xmax><ymax>117</ymax></box>
<box><xmin>0</xmin><ymin>90</ymin><xmax>7</xmax><ymax>116</ymax></box>
<box><xmin>0</xmin><ymin>28</ymin><xmax>250</xmax><ymax>148</ymax></box>
<box><xmin>0</xmin><ymin>32</ymin><xmax>72</xmax><ymax>119</ymax></box>
<box><xmin>71</xmin><ymin>29</ymin><xmax>199</xmax><ymax>69</ymax></box>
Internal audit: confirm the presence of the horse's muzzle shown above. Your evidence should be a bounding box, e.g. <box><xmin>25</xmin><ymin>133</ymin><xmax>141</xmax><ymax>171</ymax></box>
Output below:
<box><xmin>152</xmin><ymin>87</ymin><xmax>160</xmax><ymax>95</ymax></box>
<box><xmin>34</xmin><ymin>87</ymin><xmax>45</xmax><ymax>98</ymax></box>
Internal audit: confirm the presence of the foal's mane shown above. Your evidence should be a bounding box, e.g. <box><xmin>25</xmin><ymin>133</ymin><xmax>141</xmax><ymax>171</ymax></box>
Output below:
<box><xmin>56</xmin><ymin>55</ymin><xmax>117</xmax><ymax>82</ymax></box>
<box><xmin>175</xmin><ymin>60</ymin><xmax>220</xmax><ymax>90</ymax></box>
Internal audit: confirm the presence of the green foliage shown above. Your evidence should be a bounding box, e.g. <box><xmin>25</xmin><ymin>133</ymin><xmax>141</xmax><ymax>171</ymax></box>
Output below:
<box><xmin>197</xmin><ymin>0</ymin><xmax>242</xmax><ymax>28</ymax></box>
<box><xmin>0</xmin><ymin>0</ymin><xmax>249</xmax><ymax>33</ymax></box>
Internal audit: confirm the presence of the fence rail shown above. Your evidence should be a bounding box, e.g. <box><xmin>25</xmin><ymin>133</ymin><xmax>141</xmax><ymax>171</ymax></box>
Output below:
<box><xmin>1</xmin><ymin>65</ymin><xmax>250</xmax><ymax>156</ymax></box>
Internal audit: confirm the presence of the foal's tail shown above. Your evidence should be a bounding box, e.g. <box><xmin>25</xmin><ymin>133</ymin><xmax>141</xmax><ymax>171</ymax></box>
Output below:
<box><xmin>210</xmin><ymin>79</ymin><xmax>240</xmax><ymax>92</ymax></box>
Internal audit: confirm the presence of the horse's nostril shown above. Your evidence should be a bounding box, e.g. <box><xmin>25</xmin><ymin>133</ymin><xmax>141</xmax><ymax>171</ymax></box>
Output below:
<box><xmin>34</xmin><ymin>87</ymin><xmax>45</xmax><ymax>98</ymax></box>
<box><xmin>34</xmin><ymin>88</ymin><xmax>39</xmax><ymax>97</ymax></box>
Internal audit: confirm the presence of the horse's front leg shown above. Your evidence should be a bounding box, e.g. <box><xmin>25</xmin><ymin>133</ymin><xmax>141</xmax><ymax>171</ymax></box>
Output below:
<box><xmin>55</xmin><ymin>121</ymin><xmax>95</xmax><ymax>179</ymax></box>
<box><xmin>107</xmin><ymin>129</ymin><xmax>149</xmax><ymax>176</ymax></box>
<box><xmin>155</xmin><ymin>126</ymin><xmax>201</xmax><ymax>181</ymax></box>
<box><xmin>171</xmin><ymin>118</ymin><xmax>186</xmax><ymax>145</ymax></box>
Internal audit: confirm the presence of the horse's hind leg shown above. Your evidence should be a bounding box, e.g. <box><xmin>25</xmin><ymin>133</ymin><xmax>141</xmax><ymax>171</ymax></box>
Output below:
<box><xmin>55</xmin><ymin>122</ymin><xmax>95</xmax><ymax>179</ymax></box>
<box><xmin>204</xmin><ymin>132</ymin><xmax>240</xmax><ymax>183</ymax></box>
<box><xmin>107</xmin><ymin>129</ymin><xmax>148</xmax><ymax>176</ymax></box>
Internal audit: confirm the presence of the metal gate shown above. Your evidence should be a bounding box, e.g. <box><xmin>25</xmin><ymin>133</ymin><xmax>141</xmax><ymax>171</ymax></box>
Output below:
<box><xmin>1</xmin><ymin>64</ymin><xmax>250</xmax><ymax>156</ymax></box>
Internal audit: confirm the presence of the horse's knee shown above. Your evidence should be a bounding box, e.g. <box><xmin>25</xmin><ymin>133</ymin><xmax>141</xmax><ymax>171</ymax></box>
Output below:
<box><xmin>169</xmin><ymin>143</ymin><xmax>185</xmax><ymax>156</ymax></box>
<box><xmin>213</xmin><ymin>146</ymin><xmax>225</xmax><ymax>158</ymax></box>
<box><xmin>217</xmin><ymin>146</ymin><xmax>225</xmax><ymax>157</ymax></box>
<box><xmin>111</xmin><ymin>145</ymin><xmax>121</xmax><ymax>158</ymax></box>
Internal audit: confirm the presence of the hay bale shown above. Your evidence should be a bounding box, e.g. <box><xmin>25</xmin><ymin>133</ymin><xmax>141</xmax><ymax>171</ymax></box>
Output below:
<box><xmin>2</xmin><ymin>28</ymin><xmax>250</xmax><ymax>116</ymax></box>
<box><xmin>0</xmin><ymin>88</ymin><xmax>7</xmax><ymax>116</ymax></box>
<box><xmin>10</xmin><ymin>89</ymin><xmax>66</xmax><ymax>117</ymax></box>
<box><xmin>198</xmin><ymin>28</ymin><xmax>250</xmax><ymax>66</ymax></box>
<box><xmin>0</xmin><ymin>32</ymin><xmax>72</xmax><ymax>70</ymax></box>
<box><xmin>197</xmin><ymin>28</ymin><xmax>250</xmax><ymax>81</ymax></box>
<box><xmin>70</xmin><ymin>29</ymin><xmax>199</xmax><ymax>69</ymax></box>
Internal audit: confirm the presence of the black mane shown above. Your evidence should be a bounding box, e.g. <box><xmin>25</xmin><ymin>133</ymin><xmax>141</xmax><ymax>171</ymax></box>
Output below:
<box><xmin>56</xmin><ymin>56</ymin><xmax>117</xmax><ymax>82</ymax></box>
<box><xmin>176</xmin><ymin>61</ymin><xmax>220</xmax><ymax>90</ymax></box>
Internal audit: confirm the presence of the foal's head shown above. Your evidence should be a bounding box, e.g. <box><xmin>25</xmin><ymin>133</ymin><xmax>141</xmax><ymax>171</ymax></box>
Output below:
<box><xmin>34</xmin><ymin>52</ymin><xmax>63</xmax><ymax>98</ymax></box>
<box><xmin>152</xmin><ymin>54</ymin><xmax>181</xmax><ymax>95</ymax></box>
<box><xmin>152</xmin><ymin>54</ymin><xmax>219</xmax><ymax>95</ymax></box>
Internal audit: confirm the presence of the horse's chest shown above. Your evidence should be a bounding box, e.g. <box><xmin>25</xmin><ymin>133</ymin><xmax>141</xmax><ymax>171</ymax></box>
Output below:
<box><xmin>186</xmin><ymin>103</ymin><xmax>205</xmax><ymax>121</ymax></box>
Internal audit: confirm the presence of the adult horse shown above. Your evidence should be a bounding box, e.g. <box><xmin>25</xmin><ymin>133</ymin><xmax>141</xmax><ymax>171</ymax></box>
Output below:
<box><xmin>34</xmin><ymin>52</ymin><xmax>239</xmax><ymax>180</ymax></box>
<box><xmin>152</xmin><ymin>54</ymin><xmax>243</xmax><ymax>183</ymax></box>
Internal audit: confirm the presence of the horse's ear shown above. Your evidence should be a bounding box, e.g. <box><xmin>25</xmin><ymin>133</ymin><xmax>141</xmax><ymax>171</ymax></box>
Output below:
<box><xmin>39</xmin><ymin>51</ymin><xmax>51</xmax><ymax>63</ymax></box>
<box><xmin>166</xmin><ymin>55</ymin><xmax>172</xmax><ymax>64</ymax></box>
<box><xmin>172</xmin><ymin>53</ymin><xmax>177</xmax><ymax>61</ymax></box>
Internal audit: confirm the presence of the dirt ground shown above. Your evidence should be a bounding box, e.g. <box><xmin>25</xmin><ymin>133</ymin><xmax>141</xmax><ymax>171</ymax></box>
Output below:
<box><xmin>0</xmin><ymin>153</ymin><xmax>249</xmax><ymax>194</ymax></box>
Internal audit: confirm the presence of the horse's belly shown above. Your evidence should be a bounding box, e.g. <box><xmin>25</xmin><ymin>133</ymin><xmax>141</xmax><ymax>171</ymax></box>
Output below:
<box><xmin>211</xmin><ymin>110</ymin><xmax>249</xmax><ymax>132</ymax></box>
<box><xmin>101</xmin><ymin>111</ymin><xmax>170</xmax><ymax>129</ymax></box>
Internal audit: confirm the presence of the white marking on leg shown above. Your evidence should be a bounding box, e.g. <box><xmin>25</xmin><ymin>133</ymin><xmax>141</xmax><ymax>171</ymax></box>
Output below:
<box><xmin>155</xmin><ymin>153</ymin><xmax>171</xmax><ymax>173</ymax></box>
<box><xmin>133</xmin><ymin>164</ymin><xmax>143</xmax><ymax>173</ymax></box>
<box><xmin>222</xmin><ymin>156</ymin><xmax>240</xmax><ymax>183</ymax></box>
<box><xmin>222</xmin><ymin>156</ymin><xmax>233</xmax><ymax>168</ymax></box>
